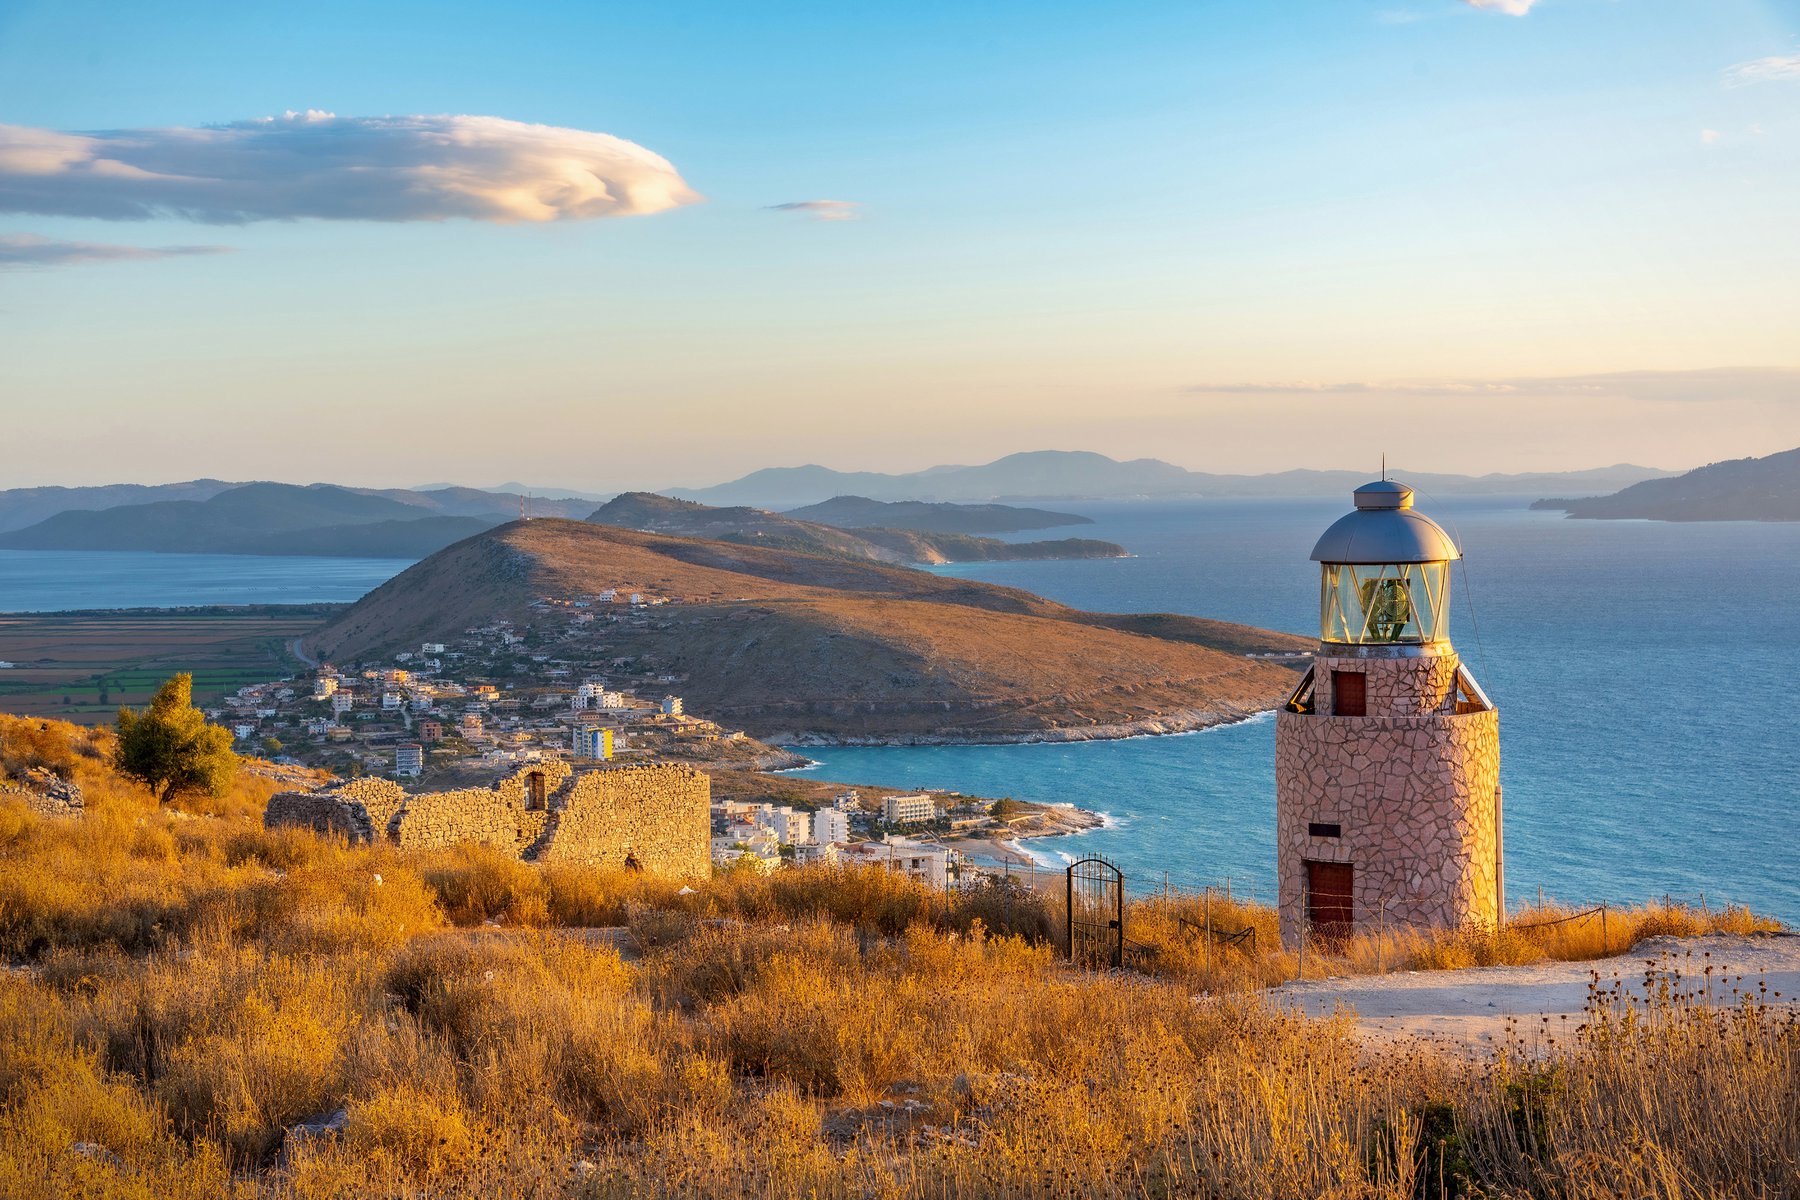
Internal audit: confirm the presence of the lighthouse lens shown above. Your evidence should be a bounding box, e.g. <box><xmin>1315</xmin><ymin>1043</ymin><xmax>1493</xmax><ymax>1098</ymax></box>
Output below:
<box><xmin>1320</xmin><ymin>562</ymin><xmax>1451</xmax><ymax>644</ymax></box>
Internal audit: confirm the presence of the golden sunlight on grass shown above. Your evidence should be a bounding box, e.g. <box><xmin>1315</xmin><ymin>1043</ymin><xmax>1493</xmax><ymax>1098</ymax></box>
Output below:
<box><xmin>0</xmin><ymin>715</ymin><xmax>1793</xmax><ymax>1197</ymax></box>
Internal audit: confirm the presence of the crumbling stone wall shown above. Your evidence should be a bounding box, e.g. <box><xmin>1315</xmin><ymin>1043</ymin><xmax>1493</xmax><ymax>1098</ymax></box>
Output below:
<box><xmin>540</xmin><ymin>765</ymin><xmax>709</xmax><ymax>879</ymax></box>
<box><xmin>265</xmin><ymin>760</ymin><xmax>709</xmax><ymax>879</ymax></box>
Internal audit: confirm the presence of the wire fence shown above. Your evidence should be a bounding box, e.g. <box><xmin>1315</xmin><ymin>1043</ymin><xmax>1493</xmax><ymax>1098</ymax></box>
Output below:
<box><xmin>947</xmin><ymin>853</ymin><xmax>1759</xmax><ymax>983</ymax></box>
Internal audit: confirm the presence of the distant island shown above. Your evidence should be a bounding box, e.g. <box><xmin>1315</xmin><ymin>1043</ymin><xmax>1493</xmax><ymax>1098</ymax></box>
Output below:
<box><xmin>588</xmin><ymin>493</ymin><xmax>1125</xmax><ymax>565</ymax></box>
<box><xmin>308</xmin><ymin>517</ymin><xmax>1306</xmax><ymax>743</ymax></box>
<box><xmin>1533</xmin><ymin>445</ymin><xmax>1800</xmax><ymax>522</ymax></box>
<box><xmin>782</xmin><ymin>494</ymin><xmax>1092</xmax><ymax>534</ymax></box>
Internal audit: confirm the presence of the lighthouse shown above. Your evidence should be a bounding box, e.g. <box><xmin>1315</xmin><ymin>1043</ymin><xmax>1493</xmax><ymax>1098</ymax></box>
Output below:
<box><xmin>1275</xmin><ymin>481</ymin><xmax>1501</xmax><ymax>947</ymax></box>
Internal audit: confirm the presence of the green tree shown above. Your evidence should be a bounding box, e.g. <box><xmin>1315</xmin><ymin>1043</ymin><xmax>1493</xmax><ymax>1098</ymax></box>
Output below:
<box><xmin>115</xmin><ymin>673</ymin><xmax>238</xmax><ymax>803</ymax></box>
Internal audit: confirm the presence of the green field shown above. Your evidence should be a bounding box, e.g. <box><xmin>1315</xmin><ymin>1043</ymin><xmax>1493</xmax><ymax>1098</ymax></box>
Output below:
<box><xmin>0</xmin><ymin>607</ymin><xmax>336</xmax><ymax>722</ymax></box>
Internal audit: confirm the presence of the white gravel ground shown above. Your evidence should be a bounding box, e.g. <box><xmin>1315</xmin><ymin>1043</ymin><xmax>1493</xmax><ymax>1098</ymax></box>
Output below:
<box><xmin>1272</xmin><ymin>933</ymin><xmax>1800</xmax><ymax>1054</ymax></box>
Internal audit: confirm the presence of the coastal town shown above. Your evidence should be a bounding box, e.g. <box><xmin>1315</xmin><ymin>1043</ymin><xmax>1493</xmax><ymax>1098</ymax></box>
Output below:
<box><xmin>215</xmin><ymin>584</ymin><xmax>1100</xmax><ymax>889</ymax></box>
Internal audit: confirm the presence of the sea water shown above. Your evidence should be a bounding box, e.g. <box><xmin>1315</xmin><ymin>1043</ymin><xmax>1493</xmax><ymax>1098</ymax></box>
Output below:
<box><xmin>797</xmin><ymin>498</ymin><xmax>1800</xmax><ymax>921</ymax></box>
<box><xmin>0</xmin><ymin>549</ymin><xmax>413</xmax><ymax>612</ymax></box>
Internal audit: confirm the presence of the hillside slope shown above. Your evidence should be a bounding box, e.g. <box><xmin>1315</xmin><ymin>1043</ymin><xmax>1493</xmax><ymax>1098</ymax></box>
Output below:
<box><xmin>1533</xmin><ymin>446</ymin><xmax>1800</xmax><ymax>522</ymax></box>
<box><xmin>587</xmin><ymin>493</ymin><xmax>1124</xmax><ymax>565</ymax></box>
<box><xmin>307</xmin><ymin>519</ymin><xmax>1307</xmax><ymax>743</ymax></box>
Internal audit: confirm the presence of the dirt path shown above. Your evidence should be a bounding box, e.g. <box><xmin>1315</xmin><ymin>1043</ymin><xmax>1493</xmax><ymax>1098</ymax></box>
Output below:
<box><xmin>1272</xmin><ymin>933</ymin><xmax>1800</xmax><ymax>1054</ymax></box>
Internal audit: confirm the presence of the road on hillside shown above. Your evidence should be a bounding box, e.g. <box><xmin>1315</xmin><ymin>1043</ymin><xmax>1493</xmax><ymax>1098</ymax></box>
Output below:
<box><xmin>289</xmin><ymin>636</ymin><xmax>318</xmax><ymax>668</ymax></box>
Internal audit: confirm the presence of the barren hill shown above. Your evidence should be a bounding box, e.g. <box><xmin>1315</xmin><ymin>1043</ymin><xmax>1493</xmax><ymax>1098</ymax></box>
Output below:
<box><xmin>1533</xmin><ymin>445</ymin><xmax>1800</xmax><ymax>522</ymax></box>
<box><xmin>306</xmin><ymin>519</ymin><xmax>1309</xmax><ymax>743</ymax></box>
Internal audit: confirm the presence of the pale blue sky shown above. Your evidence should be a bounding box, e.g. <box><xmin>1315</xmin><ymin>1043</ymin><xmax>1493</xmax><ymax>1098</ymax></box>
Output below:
<box><xmin>1</xmin><ymin>0</ymin><xmax>1796</xmax><ymax>489</ymax></box>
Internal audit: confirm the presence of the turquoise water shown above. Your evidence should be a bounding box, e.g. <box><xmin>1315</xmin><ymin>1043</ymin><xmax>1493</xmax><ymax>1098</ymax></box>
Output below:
<box><xmin>796</xmin><ymin>499</ymin><xmax>1800</xmax><ymax>921</ymax></box>
<box><xmin>0</xmin><ymin>549</ymin><xmax>413</xmax><ymax>612</ymax></box>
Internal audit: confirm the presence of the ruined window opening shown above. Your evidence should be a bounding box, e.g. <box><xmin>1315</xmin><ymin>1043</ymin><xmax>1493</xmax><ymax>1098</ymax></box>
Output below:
<box><xmin>1308</xmin><ymin>822</ymin><xmax>1341</xmax><ymax>838</ymax></box>
<box><xmin>526</xmin><ymin>771</ymin><xmax>547</xmax><ymax>811</ymax></box>
<box><xmin>1332</xmin><ymin>670</ymin><xmax>1366</xmax><ymax>717</ymax></box>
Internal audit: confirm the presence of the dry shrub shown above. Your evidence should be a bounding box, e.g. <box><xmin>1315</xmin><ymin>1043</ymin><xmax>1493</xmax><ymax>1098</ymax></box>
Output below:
<box><xmin>342</xmin><ymin>1082</ymin><xmax>473</xmax><ymax>1179</ymax></box>
<box><xmin>417</xmin><ymin>842</ymin><xmax>550</xmax><ymax>927</ymax></box>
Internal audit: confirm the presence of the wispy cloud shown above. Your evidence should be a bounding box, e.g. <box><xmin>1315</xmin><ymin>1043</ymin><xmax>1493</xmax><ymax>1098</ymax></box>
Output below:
<box><xmin>0</xmin><ymin>233</ymin><xmax>232</xmax><ymax>269</ymax></box>
<box><xmin>768</xmin><ymin>199</ymin><xmax>861</xmax><ymax>222</ymax></box>
<box><xmin>1187</xmin><ymin>368</ymin><xmax>1800</xmax><ymax>404</ymax></box>
<box><xmin>0</xmin><ymin>111</ymin><xmax>700</xmax><ymax>225</ymax></box>
<box><xmin>1462</xmin><ymin>0</ymin><xmax>1540</xmax><ymax>14</ymax></box>
<box><xmin>1724</xmin><ymin>54</ymin><xmax>1800</xmax><ymax>87</ymax></box>
<box><xmin>1700</xmin><ymin>128</ymin><xmax>1722</xmax><ymax>145</ymax></box>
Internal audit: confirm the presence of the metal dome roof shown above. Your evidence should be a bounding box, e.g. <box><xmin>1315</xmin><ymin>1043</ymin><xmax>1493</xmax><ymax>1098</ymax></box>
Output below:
<box><xmin>1309</xmin><ymin>481</ymin><xmax>1461</xmax><ymax>564</ymax></box>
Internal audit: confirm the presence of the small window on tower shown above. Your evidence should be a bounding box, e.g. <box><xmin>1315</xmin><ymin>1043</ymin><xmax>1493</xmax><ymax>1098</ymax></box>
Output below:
<box><xmin>1332</xmin><ymin>670</ymin><xmax>1367</xmax><ymax>717</ymax></box>
<box><xmin>1308</xmin><ymin>822</ymin><xmax>1342</xmax><ymax>838</ymax></box>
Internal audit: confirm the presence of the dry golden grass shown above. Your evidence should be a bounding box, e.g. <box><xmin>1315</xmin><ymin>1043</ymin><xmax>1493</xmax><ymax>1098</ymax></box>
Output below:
<box><xmin>0</xmin><ymin>716</ymin><xmax>1793</xmax><ymax>1198</ymax></box>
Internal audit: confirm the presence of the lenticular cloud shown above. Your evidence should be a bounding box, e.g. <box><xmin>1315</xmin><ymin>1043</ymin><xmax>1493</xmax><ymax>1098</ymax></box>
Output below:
<box><xmin>0</xmin><ymin>111</ymin><xmax>700</xmax><ymax>224</ymax></box>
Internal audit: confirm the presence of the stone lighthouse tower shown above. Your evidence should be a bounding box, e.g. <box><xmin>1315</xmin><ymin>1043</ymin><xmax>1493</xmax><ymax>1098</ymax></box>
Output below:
<box><xmin>1275</xmin><ymin>481</ymin><xmax>1500</xmax><ymax>947</ymax></box>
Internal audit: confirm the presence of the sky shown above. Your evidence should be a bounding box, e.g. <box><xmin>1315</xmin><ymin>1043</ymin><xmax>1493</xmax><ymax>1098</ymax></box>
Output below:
<box><xmin>1</xmin><ymin>0</ymin><xmax>1797</xmax><ymax>491</ymax></box>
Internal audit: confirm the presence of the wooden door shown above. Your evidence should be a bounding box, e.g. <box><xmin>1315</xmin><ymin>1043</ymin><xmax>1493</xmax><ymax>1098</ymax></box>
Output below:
<box><xmin>1332</xmin><ymin>670</ymin><xmax>1366</xmax><ymax>717</ymax></box>
<box><xmin>1306</xmin><ymin>860</ymin><xmax>1355</xmax><ymax>939</ymax></box>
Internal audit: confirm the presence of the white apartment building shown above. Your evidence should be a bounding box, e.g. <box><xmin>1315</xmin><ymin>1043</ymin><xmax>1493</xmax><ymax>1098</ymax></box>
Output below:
<box><xmin>660</xmin><ymin>695</ymin><xmax>683</xmax><ymax>716</ymax></box>
<box><xmin>331</xmin><ymin>693</ymin><xmax>354</xmax><ymax>715</ymax></box>
<box><xmin>811</xmin><ymin>808</ymin><xmax>849</xmax><ymax>845</ymax></box>
<box><xmin>882</xmin><ymin>794</ymin><xmax>937</xmax><ymax>825</ymax></box>
<box><xmin>769</xmin><ymin>807</ymin><xmax>811</xmax><ymax>846</ymax></box>
<box><xmin>395</xmin><ymin>743</ymin><xmax>423</xmax><ymax>777</ymax></box>
<box><xmin>312</xmin><ymin>677</ymin><xmax>338</xmax><ymax>700</ymax></box>
<box><xmin>843</xmin><ymin>836</ymin><xmax>950</xmax><ymax>889</ymax></box>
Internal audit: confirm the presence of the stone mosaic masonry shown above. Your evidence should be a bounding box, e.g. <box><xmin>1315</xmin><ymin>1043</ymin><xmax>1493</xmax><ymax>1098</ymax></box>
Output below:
<box><xmin>266</xmin><ymin>761</ymin><xmax>710</xmax><ymax>880</ymax></box>
<box><xmin>1276</xmin><ymin>646</ymin><xmax>1501</xmax><ymax>946</ymax></box>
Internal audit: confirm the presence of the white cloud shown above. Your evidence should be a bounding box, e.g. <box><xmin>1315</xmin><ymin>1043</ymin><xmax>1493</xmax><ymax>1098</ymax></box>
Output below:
<box><xmin>1701</xmin><ymin>128</ymin><xmax>1722</xmax><ymax>145</ymax></box>
<box><xmin>1724</xmin><ymin>54</ymin><xmax>1800</xmax><ymax>86</ymax></box>
<box><xmin>1187</xmin><ymin>368</ymin><xmax>1800</xmax><ymax>404</ymax></box>
<box><xmin>0</xmin><ymin>232</ymin><xmax>232</xmax><ymax>268</ymax></box>
<box><xmin>0</xmin><ymin>111</ymin><xmax>700</xmax><ymax>224</ymax></box>
<box><xmin>768</xmin><ymin>199</ymin><xmax>861</xmax><ymax>222</ymax></box>
<box><xmin>1462</xmin><ymin>0</ymin><xmax>1539</xmax><ymax>14</ymax></box>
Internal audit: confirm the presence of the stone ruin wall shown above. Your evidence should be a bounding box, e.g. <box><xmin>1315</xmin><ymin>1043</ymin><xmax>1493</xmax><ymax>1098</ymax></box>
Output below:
<box><xmin>1276</xmin><ymin>649</ymin><xmax>1500</xmax><ymax>948</ymax></box>
<box><xmin>265</xmin><ymin>760</ymin><xmax>709</xmax><ymax>879</ymax></box>
<box><xmin>539</xmin><ymin>765</ymin><xmax>710</xmax><ymax>880</ymax></box>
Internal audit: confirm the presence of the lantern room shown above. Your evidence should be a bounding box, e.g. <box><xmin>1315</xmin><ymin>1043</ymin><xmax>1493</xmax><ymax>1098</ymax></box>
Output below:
<box><xmin>1310</xmin><ymin>480</ymin><xmax>1459</xmax><ymax>646</ymax></box>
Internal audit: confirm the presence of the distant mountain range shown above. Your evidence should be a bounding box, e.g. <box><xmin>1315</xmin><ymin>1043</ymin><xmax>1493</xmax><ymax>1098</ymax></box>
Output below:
<box><xmin>0</xmin><ymin>483</ymin><xmax>590</xmax><ymax>558</ymax></box>
<box><xmin>0</xmin><ymin>480</ymin><xmax>594</xmax><ymax>538</ymax></box>
<box><xmin>589</xmin><ymin>493</ymin><xmax>1124</xmax><ymax>565</ymax></box>
<box><xmin>1532</xmin><ymin>446</ymin><xmax>1800</xmax><ymax>522</ymax></box>
<box><xmin>667</xmin><ymin>450</ymin><xmax>1674</xmax><ymax>508</ymax></box>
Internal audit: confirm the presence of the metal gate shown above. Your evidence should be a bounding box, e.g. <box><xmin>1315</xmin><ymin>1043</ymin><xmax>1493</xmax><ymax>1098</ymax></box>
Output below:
<box><xmin>1066</xmin><ymin>856</ymin><xmax>1124</xmax><ymax>968</ymax></box>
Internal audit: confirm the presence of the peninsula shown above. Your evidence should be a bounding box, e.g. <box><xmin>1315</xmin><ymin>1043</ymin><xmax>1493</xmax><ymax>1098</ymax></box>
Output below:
<box><xmin>1533</xmin><ymin>445</ymin><xmax>1800</xmax><ymax>522</ymax></box>
<box><xmin>305</xmin><ymin>518</ymin><xmax>1307</xmax><ymax>744</ymax></box>
<box><xmin>588</xmin><ymin>492</ymin><xmax>1125</xmax><ymax>566</ymax></box>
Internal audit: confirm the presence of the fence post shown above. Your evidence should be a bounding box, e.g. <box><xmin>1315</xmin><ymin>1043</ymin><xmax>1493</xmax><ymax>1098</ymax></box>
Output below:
<box><xmin>1377</xmin><ymin>905</ymin><xmax>1384</xmax><ymax>975</ymax></box>
<box><xmin>1204</xmin><ymin>886</ymin><xmax>1212</xmax><ymax>981</ymax></box>
<box><xmin>1600</xmin><ymin>901</ymin><xmax>1608</xmax><ymax>955</ymax></box>
<box><xmin>1296</xmin><ymin>880</ymin><xmax>1307</xmax><ymax>982</ymax></box>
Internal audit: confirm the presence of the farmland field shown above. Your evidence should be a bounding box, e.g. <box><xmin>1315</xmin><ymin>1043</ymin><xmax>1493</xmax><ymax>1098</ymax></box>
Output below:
<box><xmin>0</xmin><ymin>606</ymin><xmax>338</xmax><ymax>722</ymax></box>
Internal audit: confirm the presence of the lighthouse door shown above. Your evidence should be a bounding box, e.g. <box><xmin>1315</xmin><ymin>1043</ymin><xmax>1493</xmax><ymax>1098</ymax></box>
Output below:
<box><xmin>1305</xmin><ymin>860</ymin><xmax>1355</xmax><ymax>940</ymax></box>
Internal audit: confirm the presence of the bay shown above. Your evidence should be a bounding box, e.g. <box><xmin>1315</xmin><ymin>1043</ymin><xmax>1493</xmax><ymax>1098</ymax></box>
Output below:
<box><xmin>0</xmin><ymin>549</ymin><xmax>413</xmax><ymax>612</ymax></box>
<box><xmin>797</xmin><ymin>498</ymin><xmax>1800</xmax><ymax>921</ymax></box>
